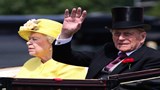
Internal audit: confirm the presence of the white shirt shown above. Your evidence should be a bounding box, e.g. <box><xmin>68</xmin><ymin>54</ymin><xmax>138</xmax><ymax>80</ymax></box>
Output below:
<box><xmin>55</xmin><ymin>36</ymin><xmax>72</xmax><ymax>45</ymax></box>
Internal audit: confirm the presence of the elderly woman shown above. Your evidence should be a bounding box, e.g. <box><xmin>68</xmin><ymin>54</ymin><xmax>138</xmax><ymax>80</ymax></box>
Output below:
<box><xmin>16</xmin><ymin>19</ymin><xmax>87</xmax><ymax>79</ymax></box>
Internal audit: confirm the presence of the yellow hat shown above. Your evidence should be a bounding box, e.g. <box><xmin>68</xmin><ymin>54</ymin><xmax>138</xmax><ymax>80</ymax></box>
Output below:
<box><xmin>18</xmin><ymin>19</ymin><xmax>62</xmax><ymax>41</ymax></box>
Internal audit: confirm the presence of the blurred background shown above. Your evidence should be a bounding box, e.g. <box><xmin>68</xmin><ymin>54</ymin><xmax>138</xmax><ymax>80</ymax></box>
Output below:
<box><xmin>0</xmin><ymin>0</ymin><xmax>160</xmax><ymax>68</ymax></box>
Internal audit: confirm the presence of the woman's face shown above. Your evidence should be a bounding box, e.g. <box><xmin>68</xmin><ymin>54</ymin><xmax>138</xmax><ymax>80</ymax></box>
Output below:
<box><xmin>27</xmin><ymin>32</ymin><xmax>51</xmax><ymax>57</ymax></box>
<box><xmin>112</xmin><ymin>28</ymin><xmax>146</xmax><ymax>52</ymax></box>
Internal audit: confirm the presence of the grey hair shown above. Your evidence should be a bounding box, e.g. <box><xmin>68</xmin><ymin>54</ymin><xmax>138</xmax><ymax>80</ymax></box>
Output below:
<box><xmin>110</xmin><ymin>27</ymin><xmax>145</xmax><ymax>32</ymax></box>
<box><xmin>46</xmin><ymin>36</ymin><xmax>55</xmax><ymax>44</ymax></box>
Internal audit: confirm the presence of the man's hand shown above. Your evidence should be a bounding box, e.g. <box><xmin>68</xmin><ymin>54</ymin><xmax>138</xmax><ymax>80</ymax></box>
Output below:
<box><xmin>60</xmin><ymin>7</ymin><xmax>87</xmax><ymax>39</ymax></box>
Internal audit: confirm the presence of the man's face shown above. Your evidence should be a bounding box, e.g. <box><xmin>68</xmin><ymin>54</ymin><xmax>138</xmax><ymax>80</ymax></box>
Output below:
<box><xmin>112</xmin><ymin>28</ymin><xmax>146</xmax><ymax>52</ymax></box>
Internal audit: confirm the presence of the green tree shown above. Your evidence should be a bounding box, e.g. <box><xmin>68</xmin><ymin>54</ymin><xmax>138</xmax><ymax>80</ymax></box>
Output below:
<box><xmin>0</xmin><ymin>0</ymin><xmax>133</xmax><ymax>15</ymax></box>
<box><xmin>146</xmin><ymin>1</ymin><xmax>160</xmax><ymax>17</ymax></box>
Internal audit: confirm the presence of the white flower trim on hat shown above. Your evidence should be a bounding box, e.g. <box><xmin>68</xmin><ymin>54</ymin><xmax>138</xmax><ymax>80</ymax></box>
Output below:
<box><xmin>20</xmin><ymin>19</ymin><xmax>39</xmax><ymax>31</ymax></box>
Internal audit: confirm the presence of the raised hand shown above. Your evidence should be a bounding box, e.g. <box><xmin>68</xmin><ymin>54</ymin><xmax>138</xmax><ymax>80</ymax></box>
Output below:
<box><xmin>60</xmin><ymin>7</ymin><xmax>87</xmax><ymax>39</ymax></box>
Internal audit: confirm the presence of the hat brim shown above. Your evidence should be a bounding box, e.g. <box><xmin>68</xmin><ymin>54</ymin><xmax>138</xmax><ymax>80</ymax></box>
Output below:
<box><xmin>18</xmin><ymin>30</ymin><xmax>32</xmax><ymax>41</ymax></box>
<box><xmin>112</xmin><ymin>22</ymin><xmax>151</xmax><ymax>31</ymax></box>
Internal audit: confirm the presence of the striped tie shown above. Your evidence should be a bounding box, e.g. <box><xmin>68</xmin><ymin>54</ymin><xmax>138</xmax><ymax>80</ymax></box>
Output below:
<box><xmin>105</xmin><ymin>52</ymin><xmax>127</xmax><ymax>71</ymax></box>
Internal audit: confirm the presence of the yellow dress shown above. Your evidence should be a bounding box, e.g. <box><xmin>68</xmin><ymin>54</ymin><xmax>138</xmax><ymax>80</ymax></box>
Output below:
<box><xmin>16</xmin><ymin>57</ymin><xmax>87</xmax><ymax>79</ymax></box>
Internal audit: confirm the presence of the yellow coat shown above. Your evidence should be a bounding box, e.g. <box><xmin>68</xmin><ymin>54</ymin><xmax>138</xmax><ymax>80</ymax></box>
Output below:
<box><xmin>16</xmin><ymin>57</ymin><xmax>87</xmax><ymax>79</ymax></box>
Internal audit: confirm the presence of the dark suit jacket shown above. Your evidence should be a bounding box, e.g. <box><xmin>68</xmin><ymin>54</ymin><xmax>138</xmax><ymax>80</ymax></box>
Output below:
<box><xmin>53</xmin><ymin>42</ymin><xmax>160</xmax><ymax>79</ymax></box>
<box><xmin>53</xmin><ymin>42</ymin><xmax>160</xmax><ymax>89</ymax></box>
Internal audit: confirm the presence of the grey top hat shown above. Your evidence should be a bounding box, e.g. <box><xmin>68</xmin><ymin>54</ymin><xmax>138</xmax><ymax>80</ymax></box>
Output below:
<box><xmin>111</xmin><ymin>6</ymin><xmax>151</xmax><ymax>30</ymax></box>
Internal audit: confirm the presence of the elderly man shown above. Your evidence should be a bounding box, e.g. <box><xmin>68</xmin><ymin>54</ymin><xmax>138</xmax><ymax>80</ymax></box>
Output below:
<box><xmin>53</xmin><ymin>7</ymin><xmax>160</xmax><ymax>89</ymax></box>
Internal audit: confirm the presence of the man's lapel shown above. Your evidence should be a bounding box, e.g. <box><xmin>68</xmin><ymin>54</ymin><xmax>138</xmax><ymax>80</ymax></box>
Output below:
<box><xmin>110</xmin><ymin>46</ymin><xmax>146</xmax><ymax>74</ymax></box>
<box><xmin>87</xmin><ymin>52</ymin><xmax>115</xmax><ymax>78</ymax></box>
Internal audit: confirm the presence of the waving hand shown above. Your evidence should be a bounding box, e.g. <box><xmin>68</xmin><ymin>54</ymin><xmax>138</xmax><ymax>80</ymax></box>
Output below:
<box><xmin>60</xmin><ymin>7</ymin><xmax>87</xmax><ymax>39</ymax></box>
